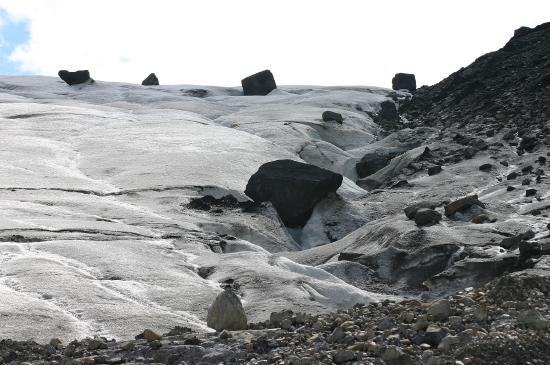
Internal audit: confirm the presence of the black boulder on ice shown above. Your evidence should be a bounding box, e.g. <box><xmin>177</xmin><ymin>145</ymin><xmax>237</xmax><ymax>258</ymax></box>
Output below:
<box><xmin>142</xmin><ymin>73</ymin><xmax>159</xmax><ymax>86</ymax></box>
<box><xmin>392</xmin><ymin>73</ymin><xmax>416</xmax><ymax>91</ymax></box>
<box><xmin>58</xmin><ymin>70</ymin><xmax>92</xmax><ymax>85</ymax></box>
<box><xmin>241</xmin><ymin>70</ymin><xmax>277</xmax><ymax>96</ymax></box>
<box><xmin>245</xmin><ymin>159</ymin><xmax>343</xmax><ymax>227</ymax></box>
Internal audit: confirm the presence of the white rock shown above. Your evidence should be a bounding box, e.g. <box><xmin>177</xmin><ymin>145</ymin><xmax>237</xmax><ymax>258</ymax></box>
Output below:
<box><xmin>206</xmin><ymin>289</ymin><xmax>247</xmax><ymax>331</ymax></box>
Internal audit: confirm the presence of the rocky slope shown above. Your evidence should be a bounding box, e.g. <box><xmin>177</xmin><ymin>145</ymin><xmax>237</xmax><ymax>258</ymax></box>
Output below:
<box><xmin>0</xmin><ymin>21</ymin><xmax>549</xmax><ymax>365</ymax></box>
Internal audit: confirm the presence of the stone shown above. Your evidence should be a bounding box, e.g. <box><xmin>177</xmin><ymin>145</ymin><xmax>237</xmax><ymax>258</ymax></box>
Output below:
<box><xmin>444</xmin><ymin>195</ymin><xmax>485</xmax><ymax>217</ymax></box>
<box><xmin>479</xmin><ymin>163</ymin><xmax>493</xmax><ymax>172</ymax></box>
<box><xmin>356</xmin><ymin>153</ymin><xmax>391</xmax><ymax>178</ymax></box>
<box><xmin>206</xmin><ymin>289</ymin><xmax>247</xmax><ymax>331</ymax></box>
<box><xmin>517</xmin><ymin>309</ymin><xmax>548</xmax><ymax>329</ymax></box>
<box><xmin>86</xmin><ymin>338</ymin><xmax>107</xmax><ymax>350</ymax></box>
<box><xmin>379</xmin><ymin>100</ymin><xmax>399</xmax><ymax>121</ymax></box>
<box><xmin>423</xmin><ymin>325</ymin><xmax>448</xmax><ymax>347</ymax></box>
<box><xmin>525</xmin><ymin>188</ymin><xmax>537</xmax><ymax>197</ymax></box>
<box><xmin>427</xmin><ymin>299</ymin><xmax>451</xmax><ymax>321</ymax></box>
<box><xmin>519</xmin><ymin>135</ymin><xmax>538</xmax><ymax>152</ymax></box>
<box><xmin>329</xmin><ymin>326</ymin><xmax>346</xmax><ymax>343</ymax></box>
<box><xmin>134</xmin><ymin>329</ymin><xmax>162</xmax><ymax>342</ymax></box>
<box><xmin>382</xmin><ymin>346</ymin><xmax>408</xmax><ymax>364</ymax></box>
<box><xmin>49</xmin><ymin>338</ymin><xmax>63</xmax><ymax>349</ymax></box>
<box><xmin>414</xmin><ymin>316</ymin><xmax>429</xmax><ymax>331</ymax></box>
<box><xmin>500</xmin><ymin>230</ymin><xmax>535</xmax><ymax>249</ymax></box>
<box><xmin>404</xmin><ymin>201</ymin><xmax>438</xmax><ymax>219</ymax></box>
<box><xmin>471</xmin><ymin>213</ymin><xmax>490</xmax><ymax>224</ymax></box>
<box><xmin>245</xmin><ymin>159</ymin><xmax>343</xmax><ymax>227</ymax></box>
<box><xmin>241</xmin><ymin>70</ymin><xmax>277</xmax><ymax>96</ymax></box>
<box><xmin>333</xmin><ymin>349</ymin><xmax>355</xmax><ymax>363</ymax></box>
<box><xmin>519</xmin><ymin>240</ymin><xmax>541</xmax><ymax>260</ymax></box>
<box><xmin>437</xmin><ymin>335</ymin><xmax>459</xmax><ymax>352</ymax></box>
<box><xmin>507</xmin><ymin>172</ymin><xmax>519</xmax><ymax>180</ymax></box>
<box><xmin>415</xmin><ymin>208</ymin><xmax>442</xmax><ymax>226</ymax></box>
<box><xmin>141</xmin><ymin>73</ymin><xmax>159</xmax><ymax>86</ymax></box>
<box><xmin>322</xmin><ymin>111</ymin><xmax>343</xmax><ymax>123</ymax></box>
<box><xmin>428</xmin><ymin>165</ymin><xmax>442</xmax><ymax>176</ymax></box>
<box><xmin>392</xmin><ymin>73</ymin><xmax>417</xmax><ymax>91</ymax></box>
<box><xmin>521</xmin><ymin>178</ymin><xmax>531</xmax><ymax>185</ymax></box>
<box><xmin>219</xmin><ymin>330</ymin><xmax>233</xmax><ymax>339</ymax></box>
<box><xmin>58</xmin><ymin>70</ymin><xmax>92</xmax><ymax>85</ymax></box>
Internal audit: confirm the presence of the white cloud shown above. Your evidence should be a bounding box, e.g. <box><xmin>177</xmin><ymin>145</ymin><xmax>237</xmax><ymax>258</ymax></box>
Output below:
<box><xmin>0</xmin><ymin>0</ymin><xmax>549</xmax><ymax>87</ymax></box>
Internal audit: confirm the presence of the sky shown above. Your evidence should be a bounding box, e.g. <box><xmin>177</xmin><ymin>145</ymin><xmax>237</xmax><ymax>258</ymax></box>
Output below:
<box><xmin>0</xmin><ymin>0</ymin><xmax>548</xmax><ymax>88</ymax></box>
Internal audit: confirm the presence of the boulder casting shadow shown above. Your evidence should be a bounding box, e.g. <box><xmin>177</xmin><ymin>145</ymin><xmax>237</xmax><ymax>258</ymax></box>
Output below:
<box><xmin>245</xmin><ymin>159</ymin><xmax>343</xmax><ymax>228</ymax></box>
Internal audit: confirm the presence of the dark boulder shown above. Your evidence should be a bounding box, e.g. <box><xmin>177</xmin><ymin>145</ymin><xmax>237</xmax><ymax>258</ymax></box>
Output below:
<box><xmin>428</xmin><ymin>165</ymin><xmax>442</xmax><ymax>176</ymax></box>
<box><xmin>58</xmin><ymin>70</ymin><xmax>92</xmax><ymax>85</ymax></box>
<box><xmin>378</xmin><ymin>100</ymin><xmax>399</xmax><ymax>122</ymax></box>
<box><xmin>142</xmin><ymin>73</ymin><xmax>159</xmax><ymax>86</ymax></box>
<box><xmin>392</xmin><ymin>73</ymin><xmax>416</xmax><ymax>91</ymax></box>
<box><xmin>519</xmin><ymin>135</ymin><xmax>538</xmax><ymax>152</ymax></box>
<box><xmin>356</xmin><ymin>153</ymin><xmax>391</xmax><ymax>179</ymax></box>
<box><xmin>244</xmin><ymin>159</ymin><xmax>343</xmax><ymax>227</ymax></box>
<box><xmin>415</xmin><ymin>208</ymin><xmax>442</xmax><ymax>226</ymax></box>
<box><xmin>479</xmin><ymin>163</ymin><xmax>494</xmax><ymax>172</ymax></box>
<box><xmin>444</xmin><ymin>195</ymin><xmax>485</xmax><ymax>217</ymax></box>
<box><xmin>322</xmin><ymin>111</ymin><xmax>343</xmax><ymax>123</ymax></box>
<box><xmin>241</xmin><ymin>70</ymin><xmax>277</xmax><ymax>96</ymax></box>
<box><xmin>404</xmin><ymin>201</ymin><xmax>438</xmax><ymax>219</ymax></box>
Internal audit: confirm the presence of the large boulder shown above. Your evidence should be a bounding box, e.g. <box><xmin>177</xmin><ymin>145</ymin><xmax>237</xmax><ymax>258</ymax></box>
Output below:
<box><xmin>58</xmin><ymin>70</ymin><xmax>92</xmax><ymax>85</ymax></box>
<box><xmin>245</xmin><ymin>159</ymin><xmax>343</xmax><ymax>227</ymax></box>
<box><xmin>322</xmin><ymin>111</ymin><xmax>343</xmax><ymax>123</ymax></box>
<box><xmin>241</xmin><ymin>70</ymin><xmax>277</xmax><ymax>96</ymax></box>
<box><xmin>378</xmin><ymin>100</ymin><xmax>399</xmax><ymax>122</ymax></box>
<box><xmin>206</xmin><ymin>289</ymin><xmax>247</xmax><ymax>331</ymax></box>
<box><xmin>392</xmin><ymin>73</ymin><xmax>416</xmax><ymax>91</ymax></box>
<box><xmin>355</xmin><ymin>153</ymin><xmax>391</xmax><ymax>178</ymax></box>
<box><xmin>142</xmin><ymin>73</ymin><xmax>159</xmax><ymax>86</ymax></box>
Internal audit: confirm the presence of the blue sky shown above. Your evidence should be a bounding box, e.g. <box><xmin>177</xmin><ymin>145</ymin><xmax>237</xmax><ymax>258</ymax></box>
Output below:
<box><xmin>0</xmin><ymin>10</ymin><xmax>29</xmax><ymax>75</ymax></box>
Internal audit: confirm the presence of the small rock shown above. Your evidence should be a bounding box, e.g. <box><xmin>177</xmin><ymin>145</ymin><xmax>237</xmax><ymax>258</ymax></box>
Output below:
<box><xmin>437</xmin><ymin>335</ymin><xmax>459</xmax><ymax>352</ymax></box>
<box><xmin>322</xmin><ymin>111</ymin><xmax>343</xmax><ymax>123</ymax></box>
<box><xmin>445</xmin><ymin>195</ymin><xmax>485</xmax><ymax>217</ymax></box>
<box><xmin>415</xmin><ymin>208</ymin><xmax>442</xmax><ymax>226</ymax></box>
<box><xmin>427</xmin><ymin>299</ymin><xmax>451</xmax><ymax>321</ymax></box>
<box><xmin>333</xmin><ymin>349</ymin><xmax>355</xmax><ymax>363</ymax></box>
<box><xmin>521</xmin><ymin>178</ymin><xmax>531</xmax><ymax>185</ymax></box>
<box><xmin>219</xmin><ymin>330</ymin><xmax>233</xmax><ymax>339</ymax></box>
<box><xmin>525</xmin><ymin>188</ymin><xmax>537</xmax><ymax>197</ymax></box>
<box><xmin>471</xmin><ymin>213</ymin><xmax>490</xmax><ymax>224</ymax></box>
<box><xmin>49</xmin><ymin>338</ymin><xmax>63</xmax><ymax>349</ymax></box>
<box><xmin>423</xmin><ymin>325</ymin><xmax>448</xmax><ymax>346</ymax></box>
<box><xmin>479</xmin><ymin>163</ymin><xmax>493</xmax><ymax>172</ymax></box>
<box><xmin>139</xmin><ymin>329</ymin><xmax>161</xmax><ymax>342</ymax></box>
<box><xmin>382</xmin><ymin>345</ymin><xmax>408</xmax><ymax>364</ymax></box>
<box><xmin>507</xmin><ymin>172</ymin><xmax>519</xmax><ymax>180</ymax></box>
<box><xmin>428</xmin><ymin>165</ymin><xmax>442</xmax><ymax>176</ymax></box>
<box><xmin>404</xmin><ymin>201</ymin><xmax>438</xmax><ymax>219</ymax></box>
